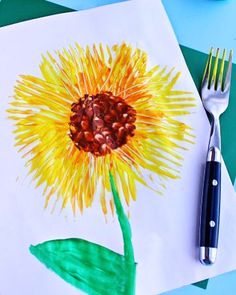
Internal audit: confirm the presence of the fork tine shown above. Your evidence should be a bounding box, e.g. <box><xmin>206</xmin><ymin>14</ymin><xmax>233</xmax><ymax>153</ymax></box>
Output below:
<box><xmin>217</xmin><ymin>49</ymin><xmax>226</xmax><ymax>91</ymax></box>
<box><xmin>224</xmin><ymin>50</ymin><xmax>233</xmax><ymax>92</ymax></box>
<box><xmin>202</xmin><ymin>47</ymin><xmax>213</xmax><ymax>89</ymax></box>
<box><xmin>211</xmin><ymin>48</ymin><xmax>220</xmax><ymax>89</ymax></box>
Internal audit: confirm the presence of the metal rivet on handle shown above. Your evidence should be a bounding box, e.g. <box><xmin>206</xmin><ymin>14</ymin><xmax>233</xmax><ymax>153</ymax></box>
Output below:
<box><xmin>212</xmin><ymin>179</ymin><xmax>218</xmax><ymax>186</ymax></box>
<box><xmin>209</xmin><ymin>220</ymin><xmax>216</xmax><ymax>227</ymax></box>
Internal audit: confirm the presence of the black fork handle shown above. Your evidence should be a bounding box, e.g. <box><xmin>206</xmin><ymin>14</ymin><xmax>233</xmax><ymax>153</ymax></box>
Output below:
<box><xmin>200</xmin><ymin>148</ymin><xmax>221</xmax><ymax>265</ymax></box>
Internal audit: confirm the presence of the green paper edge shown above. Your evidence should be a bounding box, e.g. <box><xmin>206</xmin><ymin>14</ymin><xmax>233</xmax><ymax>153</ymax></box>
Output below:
<box><xmin>181</xmin><ymin>45</ymin><xmax>236</xmax><ymax>289</ymax></box>
<box><xmin>192</xmin><ymin>279</ymin><xmax>209</xmax><ymax>290</ymax></box>
<box><xmin>0</xmin><ymin>0</ymin><xmax>74</xmax><ymax>28</ymax></box>
<box><xmin>181</xmin><ymin>45</ymin><xmax>236</xmax><ymax>183</ymax></box>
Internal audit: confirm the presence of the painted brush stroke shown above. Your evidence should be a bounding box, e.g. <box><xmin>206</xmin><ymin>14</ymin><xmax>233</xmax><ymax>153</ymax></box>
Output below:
<box><xmin>8</xmin><ymin>42</ymin><xmax>194</xmax><ymax>294</ymax></box>
<box><xmin>8</xmin><ymin>42</ymin><xmax>195</xmax><ymax>216</ymax></box>
<box><xmin>30</xmin><ymin>172</ymin><xmax>136</xmax><ymax>295</ymax></box>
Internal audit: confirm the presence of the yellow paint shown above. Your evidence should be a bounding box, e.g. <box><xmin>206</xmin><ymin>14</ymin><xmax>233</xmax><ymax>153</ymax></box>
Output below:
<box><xmin>8</xmin><ymin>43</ymin><xmax>195</xmax><ymax>215</ymax></box>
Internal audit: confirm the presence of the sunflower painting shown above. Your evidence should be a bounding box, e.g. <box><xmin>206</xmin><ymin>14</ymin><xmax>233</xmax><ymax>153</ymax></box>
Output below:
<box><xmin>8</xmin><ymin>43</ymin><xmax>194</xmax><ymax>295</ymax></box>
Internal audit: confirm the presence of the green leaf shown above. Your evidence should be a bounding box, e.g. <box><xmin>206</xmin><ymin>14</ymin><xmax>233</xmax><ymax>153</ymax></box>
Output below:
<box><xmin>30</xmin><ymin>238</ymin><xmax>136</xmax><ymax>295</ymax></box>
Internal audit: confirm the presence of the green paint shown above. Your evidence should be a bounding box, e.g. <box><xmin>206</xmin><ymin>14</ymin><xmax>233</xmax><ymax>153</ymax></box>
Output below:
<box><xmin>109</xmin><ymin>171</ymin><xmax>135</xmax><ymax>263</ymax></box>
<box><xmin>30</xmin><ymin>172</ymin><xmax>136</xmax><ymax>294</ymax></box>
<box><xmin>30</xmin><ymin>238</ymin><xmax>135</xmax><ymax>295</ymax></box>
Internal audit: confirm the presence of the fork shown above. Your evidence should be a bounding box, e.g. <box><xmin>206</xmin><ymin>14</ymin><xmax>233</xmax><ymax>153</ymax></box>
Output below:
<box><xmin>200</xmin><ymin>48</ymin><xmax>233</xmax><ymax>265</ymax></box>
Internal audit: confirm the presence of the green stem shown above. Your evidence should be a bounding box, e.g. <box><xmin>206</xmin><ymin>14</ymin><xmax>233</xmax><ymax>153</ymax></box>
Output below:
<box><xmin>109</xmin><ymin>171</ymin><xmax>135</xmax><ymax>263</ymax></box>
<box><xmin>30</xmin><ymin>172</ymin><xmax>136</xmax><ymax>295</ymax></box>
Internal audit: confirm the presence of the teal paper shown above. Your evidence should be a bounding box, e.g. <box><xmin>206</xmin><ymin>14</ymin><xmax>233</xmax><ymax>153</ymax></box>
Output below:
<box><xmin>162</xmin><ymin>0</ymin><xmax>236</xmax><ymax>62</ymax></box>
<box><xmin>46</xmin><ymin>0</ymin><xmax>127</xmax><ymax>10</ymax></box>
<box><xmin>0</xmin><ymin>0</ymin><xmax>74</xmax><ymax>27</ymax></box>
<box><xmin>165</xmin><ymin>270</ymin><xmax>236</xmax><ymax>295</ymax></box>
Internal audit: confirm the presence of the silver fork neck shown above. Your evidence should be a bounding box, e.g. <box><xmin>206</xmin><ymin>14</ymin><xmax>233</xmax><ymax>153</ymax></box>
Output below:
<box><xmin>207</xmin><ymin>116</ymin><xmax>221</xmax><ymax>163</ymax></box>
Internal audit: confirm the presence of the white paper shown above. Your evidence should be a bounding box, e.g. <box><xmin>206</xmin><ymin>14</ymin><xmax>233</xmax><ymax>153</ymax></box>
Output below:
<box><xmin>0</xmin><ymin>1</ymin><xmax>236</xmax><ymax>294</ymax></box>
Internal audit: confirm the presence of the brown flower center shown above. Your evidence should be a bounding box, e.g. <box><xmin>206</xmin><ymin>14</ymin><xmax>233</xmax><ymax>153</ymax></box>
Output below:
<box><xmin>69</xmin><ymin>92</ymin><xmax>136</xmax><ymax>156</ymax></box>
